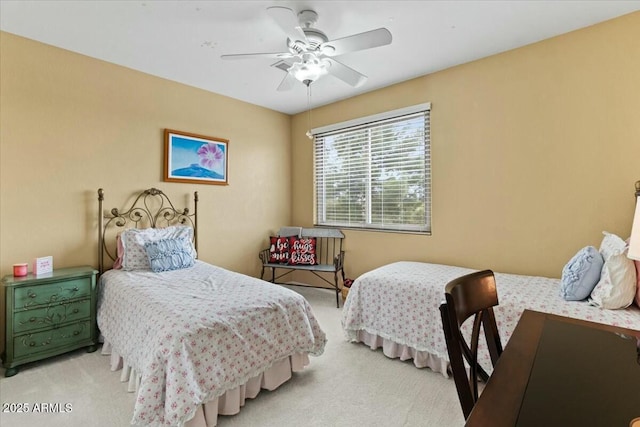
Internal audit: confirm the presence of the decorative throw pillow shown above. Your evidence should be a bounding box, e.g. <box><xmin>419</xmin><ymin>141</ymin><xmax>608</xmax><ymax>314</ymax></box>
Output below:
<box><xmin>120</xmin><ymin>225</ymin><xmax>196</xmax><ymax>271</ymax></box>
<box><xmin>268</xmin><ymin>236</ymin><xmax>290</xmax><ymax>263</ymax></box>
<box><xmin>144</xmin><ymin>237</ymin><xmax>195</xmax><ymax>273</ymax></box>
<box><xmin>559</xmin><ymin>246</ymin><xmax>604</xmax><ymax>301</ymax></box>
<box><xmin>589</xmin><ymin>232</ymin><xmax>637</xmax><ymax>309</ymax></box>
<box><xmin>288</xmin><ymin>237</ymin><xmax>317</xmax><ymax>265</ymax></box>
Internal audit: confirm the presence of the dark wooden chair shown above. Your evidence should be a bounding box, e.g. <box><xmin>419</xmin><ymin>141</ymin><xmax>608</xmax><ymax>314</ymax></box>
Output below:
<box><xmin>439</xmin><ymin>269</ymin><xmax>503</xmax><ymax>419</ymax></box>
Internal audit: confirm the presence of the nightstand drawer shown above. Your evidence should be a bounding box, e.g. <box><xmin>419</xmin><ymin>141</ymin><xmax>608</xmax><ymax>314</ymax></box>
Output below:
<box><xmin>13</xmin><ymin>320</ymin><xmax>92</xmax><ymax>359</ymax></box>
<box><xmin>13</xmin><ymin>277</ymin><xmax>92</xmax><ymax>309</ymax></box>
<box><xmin>13</xmin><ymin>299</ymin><xmax>90</xmax><ymax>334</ymax></box>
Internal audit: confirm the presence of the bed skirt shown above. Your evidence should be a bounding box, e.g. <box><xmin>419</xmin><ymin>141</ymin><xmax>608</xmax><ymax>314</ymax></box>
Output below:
<box><xmin>101</xmin><ymin>341</ymin><xmax>310</xmax><ymax>426</ymax></box>
<box><xmin>353</xmin><ymin>330</ymin><xmax>450</xmax><ymax>377</ymax></box>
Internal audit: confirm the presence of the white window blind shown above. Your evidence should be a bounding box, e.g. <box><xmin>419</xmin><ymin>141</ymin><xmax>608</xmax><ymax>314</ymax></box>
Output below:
<box><xmin>314</xmin><ymin>104</ymin><xmax>431</xmax><ymax>233</ymax></box>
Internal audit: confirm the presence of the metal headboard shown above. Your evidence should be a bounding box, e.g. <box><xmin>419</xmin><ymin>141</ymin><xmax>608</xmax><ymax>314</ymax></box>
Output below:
<box><xmin>97</xmin><ymin>188</ymin><xmax>198</xmax><ymax>274</ymax></box>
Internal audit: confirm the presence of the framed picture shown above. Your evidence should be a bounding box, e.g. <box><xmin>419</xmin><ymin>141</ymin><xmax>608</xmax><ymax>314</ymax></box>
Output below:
<box><xmin>164</xmin><ymin>129</ymin><xmax>228</xmax><ymax>185</ymax></box>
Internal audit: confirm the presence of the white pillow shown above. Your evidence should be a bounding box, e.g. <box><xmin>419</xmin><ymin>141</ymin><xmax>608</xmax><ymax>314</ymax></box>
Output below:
<box><xmin>120</xmin><ymin>225</ymin><xmax>196</xmax><ymax>271</ymax></box>
<box><xmin>588</xmin><ymin>232</ymin><xmax>637</xmax><ymax>309</ymax></box>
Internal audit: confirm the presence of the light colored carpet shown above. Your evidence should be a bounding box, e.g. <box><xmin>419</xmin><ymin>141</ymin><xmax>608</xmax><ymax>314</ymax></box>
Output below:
<box><xmin>0</xmin><ymin>285</ymin><xmax>464</xmax><ymax>427</ymax></box>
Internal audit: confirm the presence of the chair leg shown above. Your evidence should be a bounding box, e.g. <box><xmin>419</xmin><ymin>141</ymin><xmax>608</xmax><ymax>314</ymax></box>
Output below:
<box><xmin>476</xmin><ymin>365</ymin><xmax>489</xmax><ymax>383</ymax></box>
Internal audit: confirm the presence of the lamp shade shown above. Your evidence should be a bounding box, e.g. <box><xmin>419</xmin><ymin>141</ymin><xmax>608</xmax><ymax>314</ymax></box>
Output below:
<box><xmin>628</xmin><ymin>196</ymin><xmax>640</xmax><ymax>261</ymax></box>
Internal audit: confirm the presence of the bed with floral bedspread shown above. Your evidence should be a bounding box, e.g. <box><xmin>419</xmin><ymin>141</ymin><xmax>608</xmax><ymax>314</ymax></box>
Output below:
<box><xmin>98</xmin><ymin>260</ymin><xmax>326</xmax><ymax>427</ymax></box>
<box><xmin>341</xmin><ymin>261</ymin><xmax>640</xmax><ymax>376</ymax></box>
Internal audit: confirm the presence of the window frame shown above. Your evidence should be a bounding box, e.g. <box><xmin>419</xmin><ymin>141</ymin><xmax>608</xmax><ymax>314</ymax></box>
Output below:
<box><xmin>312</xmin><ymin>103</ymin><xmax>431</xmax><ymax>234</ymax></box>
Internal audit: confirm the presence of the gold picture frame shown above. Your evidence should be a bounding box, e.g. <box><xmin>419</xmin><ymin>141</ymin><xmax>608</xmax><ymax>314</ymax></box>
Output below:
<box><xmin>164</xmin><ymin>129</ymin><xmax>228</xmax><ymax>185</ymax></box>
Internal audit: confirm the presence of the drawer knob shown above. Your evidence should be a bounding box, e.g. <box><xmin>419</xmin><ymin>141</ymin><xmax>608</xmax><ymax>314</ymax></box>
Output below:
<box><xmin>28</xmin><ymin>291</ymin><xmax>37</xmax><ymax>298</ymax></box>
<box><xmin>73</xmin><ymin>330</ymin><xmax>80</xmax><ymax>336</ymax></box>
<box><xmin>72</xmin><ymin>287</ymin><xmax>79</xmax><ymax>292</ymax></box>
<box><xmin>72</xmin><ymin>309</ymin><xmax>79</xmax><ymax>314</ymax></box>
<box><xmin>29</xmin><ymin>342</ymin><xmax>35</xmax><ymax>347</ymax></box>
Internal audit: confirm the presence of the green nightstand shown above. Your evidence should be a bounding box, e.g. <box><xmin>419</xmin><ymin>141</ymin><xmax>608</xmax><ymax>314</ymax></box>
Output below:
<box><xmin>2</xmin><ymin>266</ymin><xmax>98</xmax><ymax>377</ymax></box>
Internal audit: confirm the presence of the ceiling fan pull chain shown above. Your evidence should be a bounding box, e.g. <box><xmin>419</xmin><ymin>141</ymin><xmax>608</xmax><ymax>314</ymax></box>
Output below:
<box><xmin>306</xmin><ymin>84</ymin><xmax>313</xmax><ymax>140</ymax></box>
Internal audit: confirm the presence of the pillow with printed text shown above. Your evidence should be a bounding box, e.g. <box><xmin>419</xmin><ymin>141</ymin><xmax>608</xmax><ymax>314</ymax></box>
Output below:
<box><xmin>288</xmin><ymin>237</ymin><xmax>317</xmax><ymax>265</ymax></box>
<box><xmin>268</xmin><ymin>236</ymin><xmax>290</xmax><ymax>264</ymax></box>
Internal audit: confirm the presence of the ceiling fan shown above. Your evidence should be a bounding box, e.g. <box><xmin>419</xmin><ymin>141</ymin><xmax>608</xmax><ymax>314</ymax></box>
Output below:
<box><xmin>220</xmin><ymin>6</ymin><xmax>392</xmax><ymax>90</ymax></box>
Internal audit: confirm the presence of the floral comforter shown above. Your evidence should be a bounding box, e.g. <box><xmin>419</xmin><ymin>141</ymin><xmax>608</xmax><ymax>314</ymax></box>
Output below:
<box><xmin>341</xmin><ymin>261</ymin><xmax>640</xmax><ymax>375</ymax></box>
<box><xmin>98</xmin><ymin>260</ymin><xmax>326</xmax><ymax>426</ymax></box>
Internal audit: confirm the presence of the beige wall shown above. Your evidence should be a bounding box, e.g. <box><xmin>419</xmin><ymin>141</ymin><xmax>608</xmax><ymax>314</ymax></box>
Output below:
<box><xmin>0</xmin><ymin>32</ymin><xmax>292</xmax><ymax>277</ymax></box>
<box><xmin>1</xmin><ymin>11</ymin><xmax>640</xmax><ymax>333</ymax></box>
<box><xmin>291</xmin><ymin>11</ymin><xmax>640</xmax><ymax>280</ymax></box>
<box><xmin>0</xmin><ymin>33</ymin><xmax>293</xmax><ymax>349</ymax></box>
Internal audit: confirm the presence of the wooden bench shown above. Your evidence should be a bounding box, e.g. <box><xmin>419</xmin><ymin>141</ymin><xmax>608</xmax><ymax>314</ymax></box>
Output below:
<box><xmin>259</xmin><ymin>227</ymin><xmax>346</xmax><ymax>307</ymax></box>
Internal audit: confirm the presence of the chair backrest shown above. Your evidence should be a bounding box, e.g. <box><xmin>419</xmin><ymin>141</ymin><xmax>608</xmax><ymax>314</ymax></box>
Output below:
<box><xmin>439</xmin><ymin>269</ymin><xmax>503</xmax><ymax>419</ymax></box>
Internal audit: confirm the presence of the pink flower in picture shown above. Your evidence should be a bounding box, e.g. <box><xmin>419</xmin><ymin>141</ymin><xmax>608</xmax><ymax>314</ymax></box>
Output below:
<box><xmin>197</xmin><ymin>143</ymin><xmax>225</xmax><ymax>174</ymax></box>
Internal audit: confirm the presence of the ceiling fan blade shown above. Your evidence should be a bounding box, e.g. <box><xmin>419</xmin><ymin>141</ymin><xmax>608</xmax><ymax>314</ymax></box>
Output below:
<box><xmin>325</xmin><ymin>58</ymin><xmax>367</xmax><ymax>87</ymax></box>
<box><xmin>321</xmin><ymin>28</ymin><xmax>392</xmax><ymax>57</ymax></box>
<box><xmin>221</xmin><ymin>52</ymin><xmax>294</xmax><ymax>60</ymax></box>
<box><xmin>277</xmin><ymin>72</ymin><xmax>298</xmax><ymax>91</ymax></box>
<box><xmin>266</xmin><ymin>6</ymin><xmax>307</xmax><ymax>43</ymax></box>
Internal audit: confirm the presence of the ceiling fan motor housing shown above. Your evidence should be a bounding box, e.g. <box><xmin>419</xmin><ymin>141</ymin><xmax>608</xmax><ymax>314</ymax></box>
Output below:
<box><xmin>292</xmin><ymin>9</ymin><xmax>328</xmax><ymax>49</ymax></box>
<box><xmin>298</xmin><ymin>10</ymin><xmax>319</xmax><ymax>27</ymax></box>
<box><xmin>302</xmin><ymin>28</ymin><xmax>328</xmax><ymax>48</ymax></box>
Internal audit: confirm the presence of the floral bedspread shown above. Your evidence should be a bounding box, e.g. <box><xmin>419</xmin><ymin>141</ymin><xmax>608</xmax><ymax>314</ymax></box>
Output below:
<box><xmin>98</xmin><ymin>260</ymin><xmax>326</xmax><ymax>426</ymax></box>
<box><xmin>341</xmin><ymin>261</ymin><xmax>640</xmax><ymax>375</ymax></box>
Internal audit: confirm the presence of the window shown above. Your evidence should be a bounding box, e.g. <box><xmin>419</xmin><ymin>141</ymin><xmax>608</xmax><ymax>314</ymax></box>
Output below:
<box><xmin>313</xmin><ymin>103</ymin><xmax>431</xmax><ymax>233</ymax></box>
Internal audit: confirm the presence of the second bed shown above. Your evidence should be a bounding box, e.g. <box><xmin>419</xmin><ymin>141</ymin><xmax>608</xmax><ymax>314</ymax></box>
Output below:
<box><xmin>341</xmin><ymin>261</ymin><xmax>640</xmax><ymax>376</ymax></box>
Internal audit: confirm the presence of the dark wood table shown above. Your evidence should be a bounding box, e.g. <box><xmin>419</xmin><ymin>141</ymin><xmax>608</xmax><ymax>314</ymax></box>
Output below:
<box><xmin>466</xmin><ymin>309</ymin><xmax>640</xmax><ymax>427</ymax></box>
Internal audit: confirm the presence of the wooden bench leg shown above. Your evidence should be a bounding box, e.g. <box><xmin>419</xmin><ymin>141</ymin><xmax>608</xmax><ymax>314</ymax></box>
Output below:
<box><xmin>334</xmin><ymin>272</ymin><xmax>340</xmax><ymax>308</ymax></box>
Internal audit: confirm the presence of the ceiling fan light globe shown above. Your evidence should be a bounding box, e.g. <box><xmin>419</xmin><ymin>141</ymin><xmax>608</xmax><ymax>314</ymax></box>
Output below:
<box><xmin>289</xmin><ymin>53</ymin><xmax>327</xmax><ymax>83</ymax></box>
<box><xmin>290</xmin><ymin>63</ymin><xmax>323</xmax><ymax>83</ymax></box>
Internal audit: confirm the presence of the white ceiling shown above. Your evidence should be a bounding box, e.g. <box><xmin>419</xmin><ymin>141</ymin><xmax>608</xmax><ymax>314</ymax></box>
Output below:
<box><xmin>2</xmin><ymin>1</ymin><xmax>639</xmax><ymax>115</ymax></box>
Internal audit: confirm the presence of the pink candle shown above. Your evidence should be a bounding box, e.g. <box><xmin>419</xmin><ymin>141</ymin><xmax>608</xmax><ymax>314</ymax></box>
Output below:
<box><xmin>13</xmin><ymin>263</ymin><xmax>28</xmax><ymax>277</ymax></box>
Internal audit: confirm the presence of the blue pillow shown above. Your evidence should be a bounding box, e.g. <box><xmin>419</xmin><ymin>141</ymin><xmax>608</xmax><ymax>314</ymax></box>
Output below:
<box><xmin>144</xmin><ymin>237</ymin><xmax>195</xmax><ymax>273</ymax></box>
<box><xmin>560</xmin><ymin>246</ymin><xmax>604</xmax><ymax>301</ymax></box>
